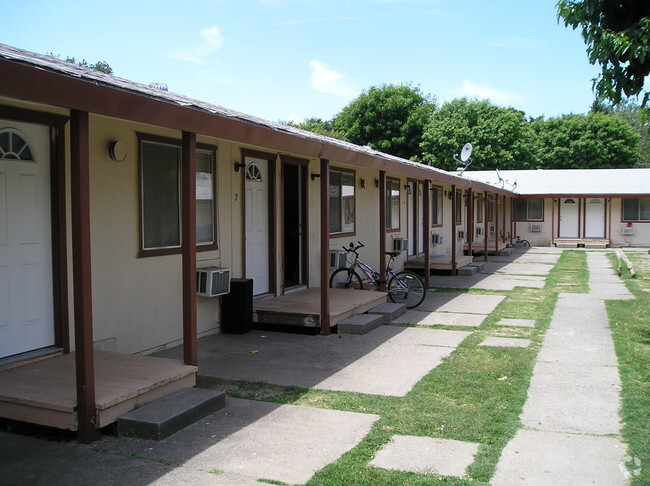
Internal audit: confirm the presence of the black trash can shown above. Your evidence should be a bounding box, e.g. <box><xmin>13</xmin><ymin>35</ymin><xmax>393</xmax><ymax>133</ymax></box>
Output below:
<box><xmin>220</xmin><ymin>278</ymin><xmax>253</xmax><ymax>334</ymax></box>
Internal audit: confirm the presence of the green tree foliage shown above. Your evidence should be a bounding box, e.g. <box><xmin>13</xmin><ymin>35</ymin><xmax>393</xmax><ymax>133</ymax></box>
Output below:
<box><xmin>611</xmin><ymin>100</ymin><xmax>650</xmax><ymax>166</ymax></box>
<box><xmin>332</xmin><ymin>83</ymin><xmax>435</xmax><ymax>160</ymax></box>
<box><xmin>47</xmin><ymin>53</ymin><xmax>114</xmax><ymax>75</ymax></box>
<box><xmin>557</xmin><ymin>0</ymin><xmax>650</xmax><ymax>109</ymax></box>
<box><xmin>418</xmin><ymin>98</ymin><xmax>537</xmax><ymax>171</ymax></box>
<box><xmin>531</xmin><ymin>111</ymin><xmax>640</xmax><ymax>169</ymax></box>
<box><xmin>286</xmin><ymin>117</ymin><xmax>346</xmax><ymax>139</ymax></box>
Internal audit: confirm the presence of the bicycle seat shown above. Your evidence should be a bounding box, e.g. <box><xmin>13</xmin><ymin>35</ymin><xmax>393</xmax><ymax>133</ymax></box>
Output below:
<box><xmin>386</xmin><ymin>251</ymin><xmax>401</xmax><ymax>258</ymax></box>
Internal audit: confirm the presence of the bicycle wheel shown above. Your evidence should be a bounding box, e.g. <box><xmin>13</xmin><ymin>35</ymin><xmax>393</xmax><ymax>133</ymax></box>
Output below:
<box><xmin>329</xmin><ymin>268</ymin><xmax>364</xmax><ymax>290</ymax></box>
<box><xmin>520</xmin><ymin>239</ymin><xmax>530</xmax><ymax>247</ymax></box>
<box><xmin>387</xmin><ymin>271</ymin><xmax>426</xmax><ymax>308</ymax></box>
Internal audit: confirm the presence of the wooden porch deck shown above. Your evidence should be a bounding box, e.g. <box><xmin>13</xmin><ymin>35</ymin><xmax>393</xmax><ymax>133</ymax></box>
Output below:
<box><xmin>254</xmin><ymin>288</ymin><xmax>388</xmax><ymax>328</ymax></box>
<box><xmin>0</xmin><ymin>351</ymin><xmax>197</xmax><ymax>431</ymax></box>
<box><xmin>554</xmin><ymin>238</ymin><xmax>609</xmax><ymax>248</ymax></box>
<box><xmin>404</xmin><ymin>254</ymin><xmax>474</xmax><ymax>272</ymax></box>
<box><xmin>463</xmin><ymin>241</ymin><xmax>509</xmax><ymax>255</ymax></box>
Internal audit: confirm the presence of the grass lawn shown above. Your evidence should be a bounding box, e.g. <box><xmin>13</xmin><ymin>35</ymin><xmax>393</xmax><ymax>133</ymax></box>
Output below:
<box><xmin>203</xmin><ymin>250</ymin><xmax>647</xmax><ymax>485</ymax></box>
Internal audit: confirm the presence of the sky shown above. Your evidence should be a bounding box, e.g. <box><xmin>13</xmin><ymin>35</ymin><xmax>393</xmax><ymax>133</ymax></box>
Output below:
<box><xmin>3</xmin><ymin>0</ymin><xmax>601</xmax><ymax>124</ymax></box>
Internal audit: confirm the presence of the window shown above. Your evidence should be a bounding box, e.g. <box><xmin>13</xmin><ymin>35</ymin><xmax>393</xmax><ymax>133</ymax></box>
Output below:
<box><xmin>386</xmin><ymin>178</ymin><xmax>401</xmax><ymax>230</ymax></box>
<box><xmin>514</xmin><ymin>198</ymin><xmax>544</xmax><ymax>221</ymax></box>
<box><xmin>140</xmin><ymin>137</ymin><xmax>217</xmax><ymax>254</ymax></box>
<box><xmin>431</xmin><ymin>185</ymin><xmax>442</xmax><ymax>226</ymax></box>
<box><xmin>623</xmin><ymin>198</ymin><xmax>650</xmax><ymax>221</ymax></box>
<box><xmin>476</xmin><ymin>195</ymin><xmax>483</xmax><ymax>223</ymax></box>
<box><xmin>0</xmin><ymin>128</ymin><xmax>35</xmax><ymax>161</ymax></box>
<box><xmin>329</xmin><ymin>169</ymin><xmax>355</xmax><ymax>234</ymax></box>
<box><xmin>455</xmin><ymin>190</ymin><xmax>462</xmax><ymax>224</ymax></box>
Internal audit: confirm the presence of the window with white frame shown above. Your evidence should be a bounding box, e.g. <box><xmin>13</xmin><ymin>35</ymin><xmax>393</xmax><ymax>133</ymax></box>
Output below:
<box><xmin>386</xmin><ymin>178</ymin><xmax>401</xmax><ymax>230</ymax></box>
<box><xmin>329</xmin><ymin>169</ymin><xmax>355</xmax><ymax>234</ymax></box>
<box><xmin>476</xmin><ymin>195</ymin><xmax>483</xmax><ymax>223</ymax></box>
<box><xmin>140</xmin><ymin>137</ymin><xmax>217</xmax><ymax>254</ymax></box>
<box><xmin>431</xmin><ymin>185</ymin><xmax>442</xmax><ymax>226</ymax></box>
<box><xmin>623</xmin><ymin>198</ymin><xmax>650</xmax><ymax>221</ymax></box>
<box><xmin>514</xmin><ymin>198</ymin><xmax>544</xmax><ymax>221</ymax></box>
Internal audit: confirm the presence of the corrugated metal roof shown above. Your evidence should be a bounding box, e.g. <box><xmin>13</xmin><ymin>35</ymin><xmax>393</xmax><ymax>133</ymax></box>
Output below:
<box><xmin>462</xmin><ymin>168</ymin><xmax>650</xmax><ymax>196</ymax></box>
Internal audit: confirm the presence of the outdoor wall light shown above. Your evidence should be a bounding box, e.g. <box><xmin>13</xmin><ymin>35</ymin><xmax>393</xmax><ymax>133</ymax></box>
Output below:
<box><xmin>233</xmin><ymin>161</ymin><xmax>246</xmax><ymax>172</ymax></box>
<box><xmin>107</xmin><ymin>140</ymin><xmax>127</xmax><ymax>162</ymax></box>
<box><xmin>360</xmin><ymin>178</ymin><xmax>366</xmax><ymax>189</ymax></box>
<box><xmin>374</xmin><ymin>178</ymin><xmax>380</xmax><ymax>188</ymax></box>
<box><xmin>404</xmin><ymin>184</ymin><xmax>411</xmax><ymax>195</ymax></box>
<box><xmin>311</xmin><ymin>173</ymin><xmax>321</xmax><ymax>181</ymax></box>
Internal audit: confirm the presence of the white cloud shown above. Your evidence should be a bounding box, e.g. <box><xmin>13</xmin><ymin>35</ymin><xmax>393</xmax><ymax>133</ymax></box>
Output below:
<box><xmin>169</xmin><ymin>26</ymin><xmax>225</xmax><ymax>63</ymax></box>
<box><xmin>309</xmin><ymin>60</ymin><xmax>358</xmax><ymax>98</ymax></box>
<box><xmin>460</xmin><ymin>80</ymin><xmax>521</xmax><ymax>105</ymax></box>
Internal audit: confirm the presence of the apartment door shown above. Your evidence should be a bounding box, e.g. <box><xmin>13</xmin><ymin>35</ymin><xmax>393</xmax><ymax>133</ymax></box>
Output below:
<box><xmin>559</xmin><ymin>198</ymin><xmax>580</xmax><ymax>238</ymax></box>
<box><xmin>585</xmin><ymin>198</ymin><xmax>605</xmax><ymax>238</ymax></box>
<box><xmin>0</xmin><ymin>121</ymin><xmax>55</xmax><ymax>359</ymax></box>
<box><xmin>282</xmin><ymin>162</ymin><xmax>307</xmax><ymax>290</ymax></box>
<box><xmin>245</xmin><ymin>157</ymin><xmax>271</xmax><ymax>295</ymax></box>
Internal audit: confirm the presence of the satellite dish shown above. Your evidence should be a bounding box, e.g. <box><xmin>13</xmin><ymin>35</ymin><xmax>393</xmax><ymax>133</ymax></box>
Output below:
<box><xmin>460</xmin><ymin>143</ymin><xmax>473</xmax><ymax>162</ymax></box>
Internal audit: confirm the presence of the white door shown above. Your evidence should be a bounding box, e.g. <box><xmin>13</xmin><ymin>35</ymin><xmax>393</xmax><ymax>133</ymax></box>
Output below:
<box><xmin>0</xmin><ymin>121</ymin><xmax>55</xmax><ymax>359</ymax></box>
<box><xmin>585</xmin><ymin>198</ymin><xmax>605</xmax><ymax>238</ymax></box>
<box><xmin>245</xmin><ymin>158</ymin><xmax>270</xmax><ymax>295</ymax></box>
<box><xmin>559</xmin><ymin>198</ymin><xmax>580</xmax><ymax>238</ymax></box>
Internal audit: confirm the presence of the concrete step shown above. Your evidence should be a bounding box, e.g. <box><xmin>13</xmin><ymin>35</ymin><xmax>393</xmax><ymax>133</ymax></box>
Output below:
<box><xmin>468</xmin><ymin>262</ymin><xmax>486</xmax><ymax>272</ymax></box>
<box><xmin>337</xmin><ymin>313</ymin><xmax>384</xmax><ymax>335</ymax></box>
<box><xmin>458</xmin><ymin>265</ymin><xmax>478</xmax><ymax>276</ymax></box>
<box><xmin>117</xmin><ymin>387</ymin><xmax>226</xmax><ymax>440</ymax></box>
<box><xmin>368</xmin><ymin>302</ymin><xmax>407</xmax><ymax>323</ymax></box>
<box><xmin>499</xmin><ymin>248</ymin><xmax>513</xmax><ymax>256</ymax></box>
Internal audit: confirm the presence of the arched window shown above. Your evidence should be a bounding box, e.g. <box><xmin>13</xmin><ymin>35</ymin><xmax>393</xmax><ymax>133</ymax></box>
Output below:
<box><xmin>246</xmin><ymin>163</ymin><xmax>263</xmax><ymax>182</ymax></box>
<box><xmin>0</xmin><ymin>128</ymin><xmax>35</xmax><ymax>161</ymax></box>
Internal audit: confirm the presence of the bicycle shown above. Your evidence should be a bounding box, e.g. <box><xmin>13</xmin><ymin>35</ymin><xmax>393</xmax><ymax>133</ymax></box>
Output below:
<box><xmin>329</xmin><ymin>241</ymin><xmax>426</xmax><ymax>309</ymax></box>
<box><xmin>505</xmin><ymin>232</ymin><xmax>530</xmax><ymax>248</ymax></box>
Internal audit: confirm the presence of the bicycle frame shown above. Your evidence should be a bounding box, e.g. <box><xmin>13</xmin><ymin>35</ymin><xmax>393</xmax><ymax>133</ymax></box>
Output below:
<box><xmin>346</xmin><ymin>251</ymin><xmax>402</xmax><ymax>292</ymax></box>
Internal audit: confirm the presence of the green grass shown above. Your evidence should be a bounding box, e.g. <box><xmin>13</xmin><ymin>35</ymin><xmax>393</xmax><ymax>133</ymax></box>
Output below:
<box><xmin>606</xmin><ymin>251</ymin><xmax>650</xmax><ymax>485</ymax></box>
<box><xmin>202</xmin><ymin>250</ymin><xmax>640</xmax><ymax>485</ymax></box>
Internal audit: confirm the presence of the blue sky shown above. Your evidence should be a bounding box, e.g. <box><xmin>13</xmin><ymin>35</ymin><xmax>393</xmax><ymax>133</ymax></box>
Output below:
<box><xmin>4</xmin><ymin>0</ymin><xmax>600</xmax><ymax>123</ymax></box>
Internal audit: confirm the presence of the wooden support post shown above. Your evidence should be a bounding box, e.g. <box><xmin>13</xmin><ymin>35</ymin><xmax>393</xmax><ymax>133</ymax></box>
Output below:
<box><xmin>70</xmin><ymin>110</ymin><xmax>99</xmax><ymax>443</ymax></box>
<box><xmin>320</xmin><ymin>159</ymin><xmax>330</xmax><ymax>335</ymax></box>
<box><xmin>451</xmin><ymin>185</ymin><xmax>457</xmax><ymax>275</ymax></box>
<box><xmin>423</xmin><ymin>180</ymin><xmax>431</xmax><ymax>289</ymax></box>
<box><xmin>379</xmin><ymin>171</ymin><xmax>387</xmax><ymax>289</ymax></box>
<box><xmin>467</xmin><ymin>188</ymin><xmax>473</xmax><ymax>256</ymax></box>
<box><xmin>181</xmin><ymin>131</ymin><xmax>197</xmax><ymax>366</ymax></box>
<box><xmin>484</xmin><ymin>191</ymin><xmax>489</xmax><ymax>261</ymax></box>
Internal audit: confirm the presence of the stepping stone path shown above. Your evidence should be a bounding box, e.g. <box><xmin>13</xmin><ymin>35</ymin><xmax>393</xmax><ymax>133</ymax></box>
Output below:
<box><xmin>479</xmin><ymin>337</ymin><xmax>531</xmax><ymax>348</ymax></box>
<box><xmin>370</xmin><ymin>435</ymin><xmax>479</xmax><ymax>478</ymax></box>
<box><xmin>496</xmin><ymin>318</ymin><xmax>536</xmax><ymax>328</ymax></box>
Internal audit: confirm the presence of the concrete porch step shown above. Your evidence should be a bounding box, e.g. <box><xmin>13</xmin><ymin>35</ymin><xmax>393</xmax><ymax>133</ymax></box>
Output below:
<box><xmin>458</xmin><ymin>265</ymin><xmax>478</xmax><ymax>276</ymax></box>
<box><xmin>368</xmin><ymin>302</ymin><xmax>407</xmax><ymax>323</ymax></box>
<box><xmin>499</xmin><ymin>248</ymin><xmax>513</xmax><ymax>256</ymax></box>
<box><xmin>337</xmin><ymin>313</ymin><xmax>384</xmax><ymax>335</ymax></box>
<box><xmin>117</xmin><ymin>387</ymin><xmax>226</xmax><ymax>440</ymax></box>
<box><xmin>468</xmin><ymin>261</ymin><xmax>486</xmax><ymax>272</ymax></box>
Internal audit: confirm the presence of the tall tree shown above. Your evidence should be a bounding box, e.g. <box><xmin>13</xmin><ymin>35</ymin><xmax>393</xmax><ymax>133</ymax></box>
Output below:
<box><xmin>332</xmin><ymin>84</ymin><xmax>436</xmax><ymax>160</ymax></box>
<box><xmin>47</xmin><ymin>53</ymin><xmax>114</xmax><ymax>75</ymax></box>
<box><xmin>531</xmin><ymin>111</ymin><xmax>641</xmax><ymax>169</ymax></box>
<box><xmin>418</xmin><ymin>98</ymin><xmax>537</xmax><ymax>171</ymax></box>
<box><xmin>557</xmin><ymin>0</ymin><xmax>650</xmax><ymax>109</ymax></box>
<box><xmin>610</xmin><ymin>100</ymin><xmax>650</xmax><ymax>166</ymax></box>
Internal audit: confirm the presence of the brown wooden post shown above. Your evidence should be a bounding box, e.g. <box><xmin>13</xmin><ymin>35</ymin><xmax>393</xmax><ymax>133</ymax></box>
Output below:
<box><xmin>181</xmin><ymin>131</ymin><xmax>197</xmax><ymax>366</ymax></box>
<box><xmin>70</xmin><ymin>110</ymin><xmax>99</xmax><ymax>443</ymax></box>
<box><xmin>484</xmin><ymin>191</ymin><xmax>489</xmax><ymax>261</ymax></box>
<box><xmin>551</xmin><ymin>198</ymin><xmax>556</xmax><ymax>246</ymax></box>
<box><xmin>495</xmin><ymin>194</ymin><xmax>500</xmax><ymax>253</ymax></box>
<box><xmin>379</xmin><ymin>171</ymin><xmax>387</xmax><ymax>290</ymax></box>
<box><xmin>320</xmin><ymin>159</ymin><xmax>330</xmax><ymax>336</ymax></box>
<box><xmin>423</xmin><ymin>180</ymin><xmax>431</xmax><ymax>289</ymax></box>
<box><xmin>502</xmin><ymin>193</ymin><xmax>506</xmax><ymax>248</ymax></box>
<box><xmin>467</xmin><ymin>188</ymin><xmax>473</xmax><ymax>256</ymax></box>
<box><xmin>450</xmin><ymin>185</ymin><xmax>457</xmax><ymax>275</ymax></box>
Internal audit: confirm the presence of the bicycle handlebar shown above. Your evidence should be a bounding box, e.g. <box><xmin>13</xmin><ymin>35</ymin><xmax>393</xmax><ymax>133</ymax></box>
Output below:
<box><xmin>343</xmin><ymin>241</ymin><xmax>364</xmax><ymax>252</ymax></box>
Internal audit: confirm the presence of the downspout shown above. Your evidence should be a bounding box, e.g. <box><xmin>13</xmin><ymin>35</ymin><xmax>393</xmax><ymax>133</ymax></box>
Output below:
<box><xmin>320</xmin><ymin>159</ymin><xmax>330</xmax><ymax>336</ymax></box>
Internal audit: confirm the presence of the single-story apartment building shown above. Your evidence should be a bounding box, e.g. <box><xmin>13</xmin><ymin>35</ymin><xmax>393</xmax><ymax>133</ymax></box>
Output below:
<box><xmin>0</xmin><ymin>43</ymin><xmax>648</xmax><ymax>441</ymax></box>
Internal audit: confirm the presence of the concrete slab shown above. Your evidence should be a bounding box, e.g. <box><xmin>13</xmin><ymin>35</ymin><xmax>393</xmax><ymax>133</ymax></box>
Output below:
<box><xmin>521</xmin><ymin>361</ymin><xmax>622</xmax><ymax>435</ymax></box>
<box><xmin>479</xmin><ymin>337</ymin><xmax>531</xmax><ymax>348</ymax></box>
<box><xmin>483</xmin><ymin>262</ymin><xmax>553</xmax><ymax>275</ymax></box>
<box><xmin>495</xmin><ymin>318</ymin><xmax>536</xmax><ymax>328</ymax></box>
<box><xmin>429</xmin><ymin>274</ymin><xmax>546</xmax><ymax>291</ymax></box>
<box><xmin>370</xmin><ymin>435</ymin><xmax>479</xmax><ymax>478</ymax></box>
<box><xmin>154</xmin><ymin>326</ymin><xmax>470</xmax><ymax>397</ymax></box>
<box><xmin>337</xmin><ymin>313</ymin><xmax>383</xmax><ymax>335</ymax></box>
<box><xmin>492</xmin><ymin>429</ymin><xmax>628</xmax><ymax>486</ymax></box>
<box><xmin>490</xmin><ymin>253</ymin><xmax>561</xmax><ymax>264</ymax></box>
<box><xmin>97</xmin><ymin>398</ymin><xmax>379</xmax><ymax>485</ymax></box>
<box><xmin>391</xmin><ymin>310</ymin><xmax>485</xmax><ymax>327</ymax></box>
<box><xmin>419</xmin><ymin>292</ymin><xmax>505</xmax><ymax>314</ymax></box>
<box><xmin>367</xmin><ymin>302</ymin><xmax>407</xmax><ymax>323</ymax></box>
<box><xmin>458</xmin><ymin>265</ymin><xmax>478</xmax><ymax>276</ymax></box>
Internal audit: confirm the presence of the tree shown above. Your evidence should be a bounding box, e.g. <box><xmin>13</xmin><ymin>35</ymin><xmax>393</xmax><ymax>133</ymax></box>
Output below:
<box><xmin>332</xmin><ymin>84</ymin><xmax>436</xmax><ymax>160</ymax></box>
<box><xmin>610</xmin><ymin>100</ymin><xmax>650</xmax><ymax>166</ymax></box>
<box><xmin>285</xmin><ymin>117</ymin><xmax>346</xmax><ymax>140</ymax></box>
<box><xmin>557</xmin><ymin>0</ymin><xmax>650</xmax><ymax>109</ymax></box>
<box><xmin>47</xmin><ymin>53</ymin><xmax>114</xmax><ymax>75</ymax></box>
<box><xmin>531</xmin><ymin>111</ymin><xmax>640</xmax><ymax>169</ymax></box>
<box><xmin>418</xmin><ymin>98</ymin><xmax>537</xmax><ymax>171</ymax></box>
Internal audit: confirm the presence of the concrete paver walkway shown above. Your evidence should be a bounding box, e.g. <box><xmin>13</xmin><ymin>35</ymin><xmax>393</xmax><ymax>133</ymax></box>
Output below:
<box><xmin>491</xmin><ymin>251</ymin><xmax>631</xmax><ymax>485</ymax></box>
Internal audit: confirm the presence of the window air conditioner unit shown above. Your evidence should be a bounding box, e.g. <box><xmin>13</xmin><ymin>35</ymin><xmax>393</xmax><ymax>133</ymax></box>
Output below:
<box><xmin>329</xmin><ymin>250</ymin><xmax>347</xmax><ymax>269</ymax></box>
<box><xmin>622</xmin><ymin>226</ymin><xmax>635</xmax><ymax>235</ymax></box>
<box><xmin>392</xmin><ymin>237</ymin><xmax>408</xmax><ymax>252</ymax></box>
<box><xmin>196</xmin><ymin>267</ymin><xmax>231</xmax><ymax>297</ymax></box>
<box><xmin>530</xmin><ymin>223</ymin><xmax>542</xmax><ymax>232</ymax></box>
<box><xmin>431</xmin><ymin>233</ymin><xmax>443</xmax><ymax>245</ymax></box>
<box><xmin>476</xmin><ymin>227</ymin><xmax>483</xmax><ymax>236</ymax></box>
<box><xmin>489</xmin><ymin>225</ymin><xmax>496</xmax><ymax>234</ymax></box>
<box><xmin>457</xmin><ymin>230</ymin><xmax>466</xmax><ymax>240</ymax></box>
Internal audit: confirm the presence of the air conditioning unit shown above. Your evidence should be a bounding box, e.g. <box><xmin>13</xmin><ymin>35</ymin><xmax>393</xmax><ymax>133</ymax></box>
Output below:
<box><xmin>431</xmin><ymin>233</ymin><xmax>443</xmax><ymax>245</ymax></box>
<box><xmin>196</xmin><ymin>267</ymin><xmax>231</xmax><ymax>297</ymax></box>
<box><xmin>489</xmin><ymin>225</ymin><xmax>496</xmax><ymax>234</ymax></box>
<box><xmin>530</xmin><ymin>223</ymin><xmax>542</xmax><ymax>232</ymax></box>
<box><xmin>392</xmin><ymin>237</ymin><xmax>408</xmax><ymax>252</ymax></box>
<box><xmin>622</xmin><ymin>226</ymin><xmax>635</xmax><ymax>235</ymax></box>
<box><xmin>329</xmin><ymin>250</ymin><xmax>347</xmax><ymax>269</ymax></box>
<box><xmin>457</xmin><ymin>230</ymin><xmax>466</xmax><ymax>240</ymax></box>
<box><xmin>476</xmin><ymin>227</ymin><xmax>483</xmax><ymax>236</ymax></box>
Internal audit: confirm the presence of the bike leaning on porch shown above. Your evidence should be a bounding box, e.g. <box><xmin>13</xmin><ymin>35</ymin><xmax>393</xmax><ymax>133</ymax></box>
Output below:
<box><xmin>329</xmin><ymin>241</ymin><xmax>426</xmax><ymax>309</ymax></box>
